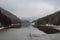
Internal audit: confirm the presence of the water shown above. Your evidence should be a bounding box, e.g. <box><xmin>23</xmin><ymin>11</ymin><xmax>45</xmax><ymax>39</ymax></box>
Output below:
<box><xmin>0</xmin><ymin>25</ymin><xmax>51</xmax><ymax>40</ymax></box>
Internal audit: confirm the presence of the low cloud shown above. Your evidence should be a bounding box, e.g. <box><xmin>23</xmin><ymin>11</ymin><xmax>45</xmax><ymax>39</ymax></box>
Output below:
<box><xmin>0</xmin><ymin>0</ymin><xmax>60</xmax><ymax>18</ymax></box>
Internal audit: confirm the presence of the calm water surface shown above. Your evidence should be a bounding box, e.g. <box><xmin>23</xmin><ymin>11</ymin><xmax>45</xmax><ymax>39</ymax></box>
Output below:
<box><xmin>0</xmin><ymin>27</ymin><xmax>30</xmax><ymax>40</ymax></box>
<box><xmin>0</xmin><ymin>25</ymin><xmax>46</xmax><ymax>40</ymax></box>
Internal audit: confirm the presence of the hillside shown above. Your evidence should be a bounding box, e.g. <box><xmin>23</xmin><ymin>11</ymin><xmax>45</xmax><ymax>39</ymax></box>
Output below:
<box><xmin>0</xmin><ymin>7</ymin><xmax>22</xmax><ymax>27</ymax></box>
<box><xmin>33</xmin><ymin>11</ymin><xmax>60</xmax><ymax>34</ymax></box>
<box><xmin>34</xmin><ymin>11</ymin><xmax>60</xmax><ymax>25</ymax></box>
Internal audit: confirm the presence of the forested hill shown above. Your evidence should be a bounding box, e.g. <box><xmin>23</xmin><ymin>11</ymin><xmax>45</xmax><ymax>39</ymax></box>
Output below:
<box><xmin>0</xmin><ymin>7</ymin><xmax>22</xmax><ymax>24</ymax></box>
<box><xmin>33</xmin><ymin>11</ymin><xmax>60</xmax><ymax>26</ymax></box>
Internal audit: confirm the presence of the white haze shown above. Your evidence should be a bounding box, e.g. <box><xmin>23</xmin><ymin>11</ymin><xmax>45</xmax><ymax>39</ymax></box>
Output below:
<box><xmin>0</xmin><ymin>0</ymin><xmax>60</xmax><ymax>20</ymax></box>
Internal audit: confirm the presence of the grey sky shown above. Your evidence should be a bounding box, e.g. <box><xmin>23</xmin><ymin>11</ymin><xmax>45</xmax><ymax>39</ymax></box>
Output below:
<box><xmin>0</xmin><ymin>0</ymin><xmax>60</xmax><ymax>18</ymax></box>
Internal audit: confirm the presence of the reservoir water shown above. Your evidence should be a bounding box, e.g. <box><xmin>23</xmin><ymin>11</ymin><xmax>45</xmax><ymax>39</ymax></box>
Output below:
<box><xmin>0</xmin><ymin>25</ymin><xmax>51</xmax><ymax>40</ymax></box>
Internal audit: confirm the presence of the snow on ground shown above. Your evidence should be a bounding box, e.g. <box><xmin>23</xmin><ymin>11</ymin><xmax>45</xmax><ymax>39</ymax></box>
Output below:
<box><xmin>0</xmin><ymin>27</ymin><xmax>5</xmax><ymax>30</ymax></box>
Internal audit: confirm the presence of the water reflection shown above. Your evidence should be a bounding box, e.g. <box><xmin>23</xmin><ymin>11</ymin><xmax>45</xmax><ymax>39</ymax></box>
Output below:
<box><xmin>0</xmin><ymin>25</ymin><xmax>46</xmax><ymax>40</ymax></box>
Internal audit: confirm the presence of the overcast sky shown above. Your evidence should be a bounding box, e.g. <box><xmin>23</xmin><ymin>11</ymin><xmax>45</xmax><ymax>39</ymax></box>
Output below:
<box><xmin>0</xmin><ymin>0</ymin><xmax>60</xmax><ymax>18</ymax></box>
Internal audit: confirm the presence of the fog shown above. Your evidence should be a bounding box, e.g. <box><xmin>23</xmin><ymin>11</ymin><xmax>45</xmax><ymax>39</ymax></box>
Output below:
<box><xmin>0</xmin><ymin>1</ymin><xmax>60</xmax><ymax>40</ymax></box>
<box><xmin>0</xmin><ymin>0</ymin><xmax>60</xmax><ymax>19</ymax></box>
